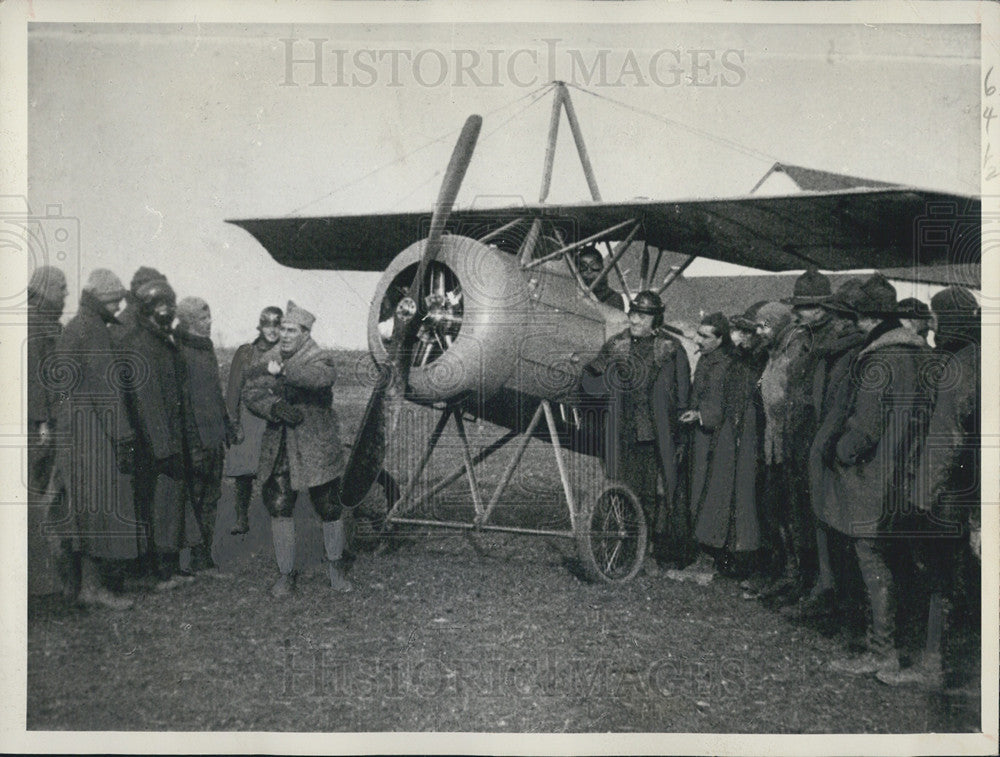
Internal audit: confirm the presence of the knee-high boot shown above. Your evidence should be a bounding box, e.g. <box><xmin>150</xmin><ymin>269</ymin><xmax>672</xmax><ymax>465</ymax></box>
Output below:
<box><xmin>832</xmin><ymin>538</ymin><xmax>899</xmax><ymax>675</ymax></box>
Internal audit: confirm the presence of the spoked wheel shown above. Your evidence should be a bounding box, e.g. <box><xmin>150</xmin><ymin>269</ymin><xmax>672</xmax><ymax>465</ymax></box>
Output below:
<box><xmin>576</xmin><ymin>483</ymin><xmax>647</xmax><ymax>583</ymax></box>
<box><xmin>343</xmin><ymin>469</ymin><xmax>400</xmax><ymax>552</ymax></box>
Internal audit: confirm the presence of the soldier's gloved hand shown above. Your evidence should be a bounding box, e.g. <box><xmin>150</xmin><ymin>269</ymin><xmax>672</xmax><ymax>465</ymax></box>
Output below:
<box><xmin>272</xmin><ymin>400</ymin><xmax>304</xmax><ymax>426</ymax></box>
<box><xmin>114</xmin><ymin>437</ymin><xmax>135</xmax><ymax>475</ymax></box>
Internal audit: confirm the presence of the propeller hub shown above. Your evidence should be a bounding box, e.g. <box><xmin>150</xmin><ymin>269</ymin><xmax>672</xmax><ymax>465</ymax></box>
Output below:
<box><xmin>395</xmin><ymin>296</ymin><xmax>417</xmax><ymax>321</ymax></box>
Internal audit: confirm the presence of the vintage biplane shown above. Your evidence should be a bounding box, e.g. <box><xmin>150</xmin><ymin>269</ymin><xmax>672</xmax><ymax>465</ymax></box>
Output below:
<box><xmin>229</xmin><ymin>82</ymin><xmax>980</xmax><ymax>582</ymax></box>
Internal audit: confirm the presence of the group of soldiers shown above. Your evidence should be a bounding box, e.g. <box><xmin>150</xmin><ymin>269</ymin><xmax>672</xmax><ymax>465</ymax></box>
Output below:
<box><xmin>26</xmin><ymin>264</ymin><xmax>352</xmax><ymax>611</ymax></box>
<box><xmin>26</xmin><ymin>257</ymin><xmax>981</xmax><ymax>690</ymax></box>
<box><xmin>581</xmin><ymin>266</ymin><xmax>980</xmax><ymax>689</ymax></box>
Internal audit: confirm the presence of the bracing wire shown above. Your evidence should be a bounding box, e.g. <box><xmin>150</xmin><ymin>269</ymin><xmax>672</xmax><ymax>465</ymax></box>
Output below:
<box><xmin>389</xmin><ymin>83</ymin><xmax>556</xmax><ymax>210</ymax></box>
<box><xmin>287</xmin><ymin>82</ymin><xmax>556</xmax><ymax>217</ymax></box>
<box><xmin>564</xmin><ymin>81</ymin><xmax>781</xmax><ymax>166</ymax></box>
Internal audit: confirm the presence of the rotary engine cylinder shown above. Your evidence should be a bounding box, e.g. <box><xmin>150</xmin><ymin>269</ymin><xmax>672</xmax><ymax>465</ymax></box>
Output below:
<box><xmin>368</xmin><ymin>235</ymin><xmax>532</xmax><ymax>403</ymax></box>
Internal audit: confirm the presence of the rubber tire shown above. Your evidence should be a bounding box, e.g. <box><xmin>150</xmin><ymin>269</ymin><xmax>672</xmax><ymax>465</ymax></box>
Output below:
<box><xmin>576</xmin><ymin>482</ymin><xmax>647</xmax><ymax>583</ymax></box>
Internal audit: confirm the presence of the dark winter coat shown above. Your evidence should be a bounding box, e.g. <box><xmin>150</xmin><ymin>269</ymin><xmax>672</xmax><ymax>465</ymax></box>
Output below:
<box><xmin>120</xmin><ymin>316</ymin><xmax>199</xmax><ymax>551</ymax></box>
<box><xmin>581</xmin><ymin>327</ymin><xmax>691</xmax><ymax>507</ymax></box>
<box><xmin>244</xmin><ymin>337</ymin><xmax>344</xmax><ymax>491</ymax></box>
<box><xmin>810</xmin><ymin>325</ymin><xmax>931</xmax><ymax>537</ymax></box>
<box><xmin>687</xmin><ymin>346</ymin><xmax>731</xmax><ymax>521</ymax></box>
<box><xmin>807</xmin><ymin>325</ymin><xmax>866</xmax><ymax>528</ymax></box>
<box><xmin>913</xmin><ymin>337</ymin><xmax>980</xmax><ymax>533</ymax></box>
<box><xmin>223</xmin><ymin>337</ymin><xmax>272</xmax><ymax>477</ymax></box>
<box><xmin>27</xmin><ymin>294</ymin><xmax>63</xmax><ymax>426</ymax></box>
<box><xmin>49</xmin><ymin>291</ymin><xmax>142</xmax><ymax>560</ymax></box>
<box><xmin>175</xmin><ymin>327</ymin><xmax>228</xmax><ymax>453</ymax></box>
<box><xmin>692</xmin><ymin>345</ymin><xmax>764</xmax><ymax>552</ymax></box>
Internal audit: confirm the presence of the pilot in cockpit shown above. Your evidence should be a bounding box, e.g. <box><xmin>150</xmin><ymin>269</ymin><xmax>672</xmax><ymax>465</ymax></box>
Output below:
<box><xmin>576</xmin><ymin>245</ymin><xmax>628</xmax><ymax>312</ymax></box>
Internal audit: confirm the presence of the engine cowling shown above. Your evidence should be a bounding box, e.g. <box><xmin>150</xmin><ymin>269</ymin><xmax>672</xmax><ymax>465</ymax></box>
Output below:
<box><xmin>367</xmin><ymin>235</ymin><xmax>531</xmax><ymax>403</ymax></box>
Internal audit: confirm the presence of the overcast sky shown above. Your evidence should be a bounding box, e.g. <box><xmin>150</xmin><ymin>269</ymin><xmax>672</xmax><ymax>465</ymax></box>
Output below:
<box><xmin>27</xmin><ymin>21</ymin><xmax>980</xmax><ymax>347</ymax></box>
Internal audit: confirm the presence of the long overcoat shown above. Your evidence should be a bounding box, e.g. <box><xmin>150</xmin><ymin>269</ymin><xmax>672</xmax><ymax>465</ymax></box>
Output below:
<box><xmin>244</xmin><ymin>337</ymin><xmax>344</xmax><ymax>491</ymax></box>
<box><xmin>222</xmin><ymin>337</ymin><xmax>271</xmax><ymax>477</ymax></box>
<box><xmin>810</xmin><ymin>326</ymin><xmax>930</xmax><ymax>537</ymax></box>
<box><xmin>49</xmin><ymin>291</ymin><xmax>142</xmax><ymax>560</ymax></box>
<box><xmin>175</xmin><ymin>328</ymin><xmax>227</xmax><ymax>453</ymax></box>
<box><xmin>687</xmin><ymin>346</ymin><xmax>731</xmax><ymax>522</ymax></box>
<box><xmin>692</xmin><ymin>346</ymin><xmax>764</xmax><ymax>552</ymax></box>
<box><xmin>807</xmin><ymin>327</ymin><xmax>865</xmax><ymax>527</ymax></box>
<box><xmin>913</xmin><ymin>338</ymin><xmax>980</xmax><ymax>534</ymax></box>
<box><xmin>120</xmin><ymin>317</ymin><xmax>199</xmax><ymax>551</ymax></box>
<box><xmin>27</xmin><ymin>295</ymin><xmax>62</xmax><ymax>428</ymax></box>
<box><xmin>581</xmin><ymin>327</ymin><xmax>690</xmax><ymax>512</ymax></box>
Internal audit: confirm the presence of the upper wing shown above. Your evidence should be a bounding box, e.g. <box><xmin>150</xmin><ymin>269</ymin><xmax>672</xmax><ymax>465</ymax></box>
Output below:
<box><xmin>228</xmin><ymin>187</ymin><xmax>980</xmax><ymax>273</ymax></box>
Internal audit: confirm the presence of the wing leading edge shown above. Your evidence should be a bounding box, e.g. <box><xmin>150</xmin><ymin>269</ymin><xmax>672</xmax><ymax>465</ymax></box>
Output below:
<box><xmin>228</xmin><ymin>187</ymin><xmax>980</xmax><ymax>273</ymax></box>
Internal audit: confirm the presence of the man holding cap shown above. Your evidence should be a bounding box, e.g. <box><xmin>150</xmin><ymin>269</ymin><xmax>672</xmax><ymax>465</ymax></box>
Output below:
<box><xmin>244</xmin><ymin>301</ymin><xmax>350</xmax><ymax>596</ymax></box>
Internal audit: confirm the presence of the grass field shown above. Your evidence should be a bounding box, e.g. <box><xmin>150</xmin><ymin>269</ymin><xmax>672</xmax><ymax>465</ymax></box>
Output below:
<box><xmin>26</xmin><ymin>349</ymin><xmax>983</xmax><ymax>733</ymax></box>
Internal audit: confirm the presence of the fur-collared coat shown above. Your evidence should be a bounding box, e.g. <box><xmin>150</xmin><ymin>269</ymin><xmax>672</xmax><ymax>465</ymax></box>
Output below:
<box><xmin>758</xmin><ymin>323</ymin><xmax>808</xmax><ymax>466</ymax></box>
<box><xmin>581</xmin><ymin>327</ymin><xmax>690</xmax><ymax>510</ymax></box>
<box><xmin>810</xmin><ymin>325</ymin><xmax>931</xmax><ymax>537</ymax></box>
<box><xmin>244</xmin><ymin>337</ymin><xmax>344</xmax><ymax>491</ymax></box>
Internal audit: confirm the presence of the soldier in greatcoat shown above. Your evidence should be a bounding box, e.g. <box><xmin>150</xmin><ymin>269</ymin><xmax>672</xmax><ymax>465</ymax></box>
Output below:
<box><xmin>223</xmin><ymin>306</ymin><xmax>282</xmax><ymax>535</ymax></box>
<box><xmin>667</xmin><ymin>312</ymin><xmax>732</xmax><ymax>583</ymax></box>
<box><xmin>581</xmin><ymin>290</ymin><xmax>690</xmax><ymax>560</ymax></box>
<box><xmin>243</xmin><ymin>301</ymin><xmax>350</xmax><ymax>596</ymax></box>
<box><xmin>691</xmin><ymin>307</ymin><xmax>766</xmax><ymax>577</ymax></box>
<box><xmin>810</xmin><ymin>273</ymin><xmax>932</xmax><ymax>677</ymax></box>
<box><xmin>878</xmin><ymin>286</ymin><xmax>980</xmax><ymax>688</ymax></box>
<box><xmin>175</xmin><ymin>297</ymin><xmax>237</xmax><ymax>576</ymax></box>
<box><xmin>120</xmin><ymin>278</ymin><xmax>199</xmax><ymax>589</ymax></box>
<box><xmin>26</xmin><ymin>265</ymin><xmax>68</xmax><ymax>595</ymax></box>
<box><xmin>27</xmin><ymin>265</ymin><xmax>67</xmax><ymax>494</ymax></box>
<box><xmin>48</xmin><ymin>269</ymin><xmax>138</xmax><ymax>609</ymax></box>
<box><xmin>758</xmin><ymin>269</ymin><xmax>839</xmax><ymax>604</ymax></box>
